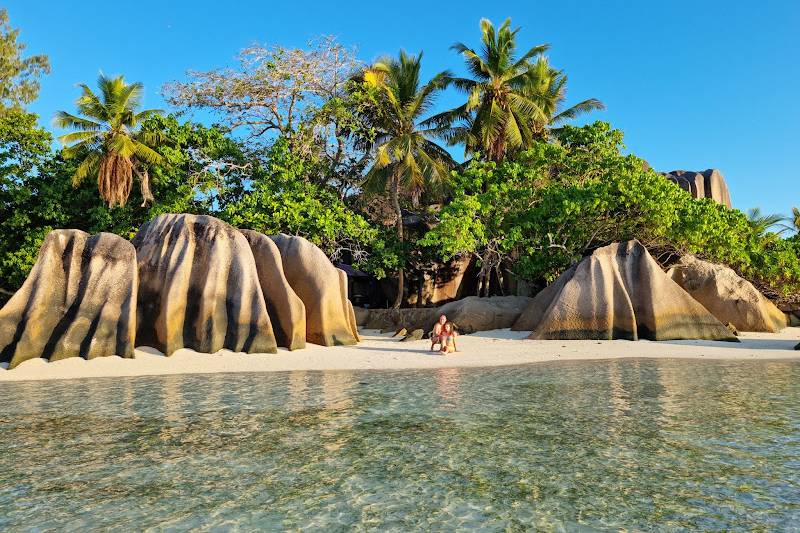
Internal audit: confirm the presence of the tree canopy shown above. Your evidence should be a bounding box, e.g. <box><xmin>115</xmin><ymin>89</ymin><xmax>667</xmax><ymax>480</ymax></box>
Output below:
<box><xmin>0</xmin><ymin>10</ymin><xmax>797</xmax><ymax>310</ymax></box>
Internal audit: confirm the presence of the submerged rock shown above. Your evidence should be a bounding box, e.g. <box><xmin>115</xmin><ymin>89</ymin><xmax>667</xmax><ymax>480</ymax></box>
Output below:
<box><xmin>0</xmin><ymin>230</ymin><xmax>137</xmax><ymax>368</ymax></box>
<box><xmin>667</xmin><ymin>255</ymin><xmax>786</xmax><ymax>332</ymax></box>
<box><xmin>664</xmin><ymin>169</ymin><xmax>732</xmax><ymax>208</ymax></box>
<box><xmin>241</xmin><ymin>230</ymin><xmax>306</xmax><ymax>350</ymax></box>
<box><xmin>270</xmin><ymin>234</ymin><xmax>359</xmax><ymax>346</ymax></box>
<box><xmin>437</xmin><ymin>296</ymin><xmax>532</xmax><ymax>334</ymax></box>
<box><xmin>512</xmin><ymin>240</ymin><xmax>738</xmax><ymax>341</ymax></box>
<box><xmin>133</xmin><ymin>214</ymin><xmax>277</xmax><ymax>356</ymax></box>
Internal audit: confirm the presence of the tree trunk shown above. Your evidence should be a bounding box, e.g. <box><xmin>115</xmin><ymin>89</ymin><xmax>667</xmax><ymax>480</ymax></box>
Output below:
<box><xmin>391</xmin><ymin>178</ymin><xmax>404</xmax><ymax>309</ymax></box>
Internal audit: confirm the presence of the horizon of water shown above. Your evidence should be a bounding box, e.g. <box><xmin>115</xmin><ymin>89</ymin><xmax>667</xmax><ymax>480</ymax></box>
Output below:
<box><xmin>1</xmin><ymin>359</ymin><xmax>799</xmax><ymax>530</ymax></box>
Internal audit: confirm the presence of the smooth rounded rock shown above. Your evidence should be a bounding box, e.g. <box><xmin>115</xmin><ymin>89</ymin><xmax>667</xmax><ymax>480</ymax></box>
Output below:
<box><xmin>133</xmin><ymin>214</ymin><xmax>277</xmax><ymax>356</ymax></box>
<box><xmin>0</xmin><ymin>230</ymin><xmax>137</xmax><ymax>368</ymax></box>
<box><xmin>241</xmin><ymin>230</ymin><xmax>306</xmax><ymax>350</ymax></box>
<box><xmin>668</xmin><ymin>255</ymin><xmax>787</xmax><ymax>332</ymax></box>
<box><xmin>436</xmin><ymin>296</ymin><xmax>532</xmax><ymax>334</ymax></box>
<box><xmin>513</xmin><ymin>240</ymin><xmax>738</xmax><ymax>341</ymax></box>
<box><xmin>270</xmin><ymin>234</ymin><xmax>359</xmax><ymax>346</ymax></box>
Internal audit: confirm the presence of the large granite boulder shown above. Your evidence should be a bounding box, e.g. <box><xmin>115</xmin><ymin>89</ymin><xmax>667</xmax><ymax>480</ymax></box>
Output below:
<box><xmin>406</xmin><ymin>255</ymin><xmax>475</xmax><ymax>306</ymax></box>
<box><xmin>241</xmin><ymin>230</ymin><xmax>306</xmax><ymax>350</ymax></box>
<box><xmin>133</xmin><ymin>214</ymin><xmax>277</xmax><ymax>356</ymax></box>
<box><xmin>270</xmin><ymin>234</ymin><xmax>359</xmax><ymax>346</ymax></box>
<box><xmin>437</xmin><ymin>296</ymin><xmax>533</xmax><ymax>334</ymax></box>
<box><xmin>664</xmin><ymin>169</ymin><xmax>732</xmax><ymax>208</ymax></box>
<box><xmin>361</xmin><ymin>307</ymin><xmax>440</xmax><ymax>333</ymax></box>
<box><xmin>667</xmin><ymin>255</ymin><xmax>787</xmax><ymax>332</ymax></box>
<box><xmin>512</xmin><ymin>240</ymin><xmax>737</xmax><ymax>341</ymax></box>
<box><xmin>353</xmin><ymin>306</ymin><xmax>370</xmax><ymax>326</ymax></box>
<box><xmin>0</xmin><ymin>230</ymin><xmax>137</xmax><ymax>369</ymax></box>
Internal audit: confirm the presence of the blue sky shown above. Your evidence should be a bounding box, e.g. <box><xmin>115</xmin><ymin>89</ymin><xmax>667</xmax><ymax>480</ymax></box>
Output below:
<box><xmin>6</xmin><ymin>0</ymin><xmax>799</xmax><ymax>215</ymax></box>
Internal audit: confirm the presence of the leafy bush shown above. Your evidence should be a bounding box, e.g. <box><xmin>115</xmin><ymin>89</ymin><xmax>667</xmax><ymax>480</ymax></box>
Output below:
<box><xmin>421</xmin><ymin>122</ymin><xmax>800</xmax><ymax>295</ymax></box>
<box><xmin>221</xmin><ymin>139</ymin><xmax>398</xmax><ymax>276</ymax></box>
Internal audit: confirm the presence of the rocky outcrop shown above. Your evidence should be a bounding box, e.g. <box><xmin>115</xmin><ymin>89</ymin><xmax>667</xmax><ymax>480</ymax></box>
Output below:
<box><xmin>353</xmin><ymin>306</ymin><xmax>370</xmax><ymax>326</ymax></box>
<box><xmin>512</xmin><ymin>241</ymin><xmax>737</xmax><ymax>341</ymax></box>
<box><xmin>664</xmin><ymin>169</ymin><xmax>732</xmax><ymax>208</ymax></box>
<box><xmin>667</xmin><ymin>255</ymin><xmax>787</xmax><ymax>332</ymax></box>
<box><xmin>241</xmin><ymin>230</ymin><xmax>306</xmax><ymax>350</ymax></box>
<box><xmin>511</xmin><ymin>265</ymin><xmax>577</xmax><ymax>331</ymax></box>
<box><xmin>0</xmin><ymin>230</ymin><xmax>137</xmax><ymax>369</ymax></box>
<box><xmin>270</xmin><ymin>234</ymin><xmax>359</xmax><ymax>346</ymax></box>
<box><xmin>406</xmin><ymin>256</ymin><xmax>475</xmax><ymax>306</ymax></box>
<box><xmin>358</xmin><ymin>296</ymin><xmax>532</xmax><ymax>335</ymax></box>
<box><xmin>437</xmin><ymin>296</ymin><xmax>532</xmax><ymax>334</ymax></box>
<box><xmin>360</xmin><ymin>307</ymin><xmax>440</xmax><ymax>333</ymax></box>
<box><xmin>133</xmin><ymin>214</ymin><xmax>277</xmax><ymax>356</ymax></box>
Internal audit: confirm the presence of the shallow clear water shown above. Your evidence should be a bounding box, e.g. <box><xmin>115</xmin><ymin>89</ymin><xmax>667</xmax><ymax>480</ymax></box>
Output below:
<box><xmin>1</xmin><ymin>360</ymin><xmax>799</xmax><ymax>531</ymax></box>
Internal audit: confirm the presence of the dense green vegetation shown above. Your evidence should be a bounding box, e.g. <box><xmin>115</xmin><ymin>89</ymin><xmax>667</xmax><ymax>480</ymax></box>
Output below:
<box><xmin>1</xmin><ymin>11</ymin><xmax>798</xmax><ymax>306</ymax></box>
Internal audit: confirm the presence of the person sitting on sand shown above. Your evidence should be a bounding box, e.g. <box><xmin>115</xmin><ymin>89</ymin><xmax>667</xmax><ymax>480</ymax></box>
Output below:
<box><xmin>430</xmin><ymin>314</ymin><xmax>447</xmax><ymax>351</ymax></box>
<box><xmin>439</xmin><ymin>322</ymin><xmax>458</xmax><ymax>354</ymax></box>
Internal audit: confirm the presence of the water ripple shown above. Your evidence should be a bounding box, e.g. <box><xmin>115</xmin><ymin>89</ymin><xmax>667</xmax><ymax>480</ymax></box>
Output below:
<box><xmin>1</xmin><ymin>359</ymin><xmax>799</xmax><ymax>531</ymax></box>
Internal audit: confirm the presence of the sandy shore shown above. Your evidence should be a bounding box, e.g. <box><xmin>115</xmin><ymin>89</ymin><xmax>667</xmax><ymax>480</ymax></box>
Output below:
<box><xmin>1</xmin><ymin>327</ymin><xmax>799</xmax><ymax>382</ymax></box>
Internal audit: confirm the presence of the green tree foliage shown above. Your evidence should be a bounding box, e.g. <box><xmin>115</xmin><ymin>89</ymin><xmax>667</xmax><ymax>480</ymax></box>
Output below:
<box><xmin>1</xmin><ymin>17</ymin><xmax>798</xmax><ymax>310</ymax></box>
<box><xmin>425</xmin><ymin>18</ymin><xmax>602</xmax><ymax>161</ymax></box>
<box><xmin>0</xmin><ymin>114</ymin><xmax>246</xmax><ymax>300</ymax></box>
<box><xmin>55</xmin><ymin>75</ymin><xmax>165</xmax><ymax>207</ymax></box>
<box><xmin>0</xmin><ymin>109</ymin><xmax>53</xmax><ymax>296</ymax></box>
<box><xmin>0</xmin><ymin>8</ymin><xmax>49</xmax><ymax>112</ymax></box>
<box><xmin>422</xmin><ymin>122</ymin><xmax>800</xmax><ymax>296</ymax></box>
<box><xmin>222</xmin><ymin>138</ymin><xmax>398</xmax><ymax>276</ymax></box>
<box><xmin>356</xmin><ymin>50</ymin><xmax>454</xmax><ymax>307</ymax></box>
<box><xmin>746</xmin><ymin>207</ymin><xmax>787</xmax><ymax>239</ymax></box>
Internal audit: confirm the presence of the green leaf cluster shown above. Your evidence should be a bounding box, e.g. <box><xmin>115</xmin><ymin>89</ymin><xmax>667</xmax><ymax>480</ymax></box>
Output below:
<box><xmin>422</xmin><ymin>121</ymin><xmax>800</xmax><ymax>295</ymax></box>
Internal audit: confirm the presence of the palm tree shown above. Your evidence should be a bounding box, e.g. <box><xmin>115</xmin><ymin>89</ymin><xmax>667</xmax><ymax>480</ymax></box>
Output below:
<box><xmin>358</xmin><ymin>51</ymin><xmax>455</xmax><ymax>308</ymax></box>
<box><xmin>789</xmin><ymin>207</ymin><xmax>800</xmax><ymax>233</ymax></box>
<box><xmin>55</xmin><ymin>75</ymin><xmax>164</xmax><ymax>207</ymax></box>
<box><xmin>425</xmin><ymin>18</ymin><xmax>602</xmax><ymax>161</ymax></box>
<box><xmin>521</xmin><ymin>57</ymin><xmax>605</xmax><ymax>137</ymax></box>
<box><xmin>747</xmin><ymin>207</ymin><xmax>787</xmax><ymax>238</ymax></box>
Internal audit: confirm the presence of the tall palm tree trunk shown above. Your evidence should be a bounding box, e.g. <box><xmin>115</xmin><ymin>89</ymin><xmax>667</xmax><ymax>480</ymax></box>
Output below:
<box><xmin>390</xmin><ymin>177</ymin><xmax>405</xmax><ymax>309</ymax></box>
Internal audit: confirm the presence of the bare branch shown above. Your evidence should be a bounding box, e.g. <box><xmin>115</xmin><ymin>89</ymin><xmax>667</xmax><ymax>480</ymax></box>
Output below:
<box><xmin>164</xmin><ymin>36</ymin><xmax>361</xmax><ymax>145</ymax></box>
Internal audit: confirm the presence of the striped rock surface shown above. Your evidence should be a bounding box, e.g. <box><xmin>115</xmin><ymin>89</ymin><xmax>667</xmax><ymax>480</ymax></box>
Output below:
<box><xmin>512</xmin><ymin>240</ymin><xmax>738</xmax><ymax>341</ymax></box>
<box><xmin>133</xmin><ymin>214</ymin><xmax>277</xmax><ymax>356</ymax></box>
<box><xmin>664</xmin><ymin>169</ymin><xmax>732</xmax><ymax>209</ymax></box>
<box><xmin>240</xmin><ymin>229</ymin><xmax>306</xmax><ymax>350</ymax></box>
<box><xmin>270</xmin><ymin>234</ymin><xmax>359</xmax><ymax>346</ymax></box>
<box><xmin>668</xmin><ymin>255</ymin><xmax>787</xmax><ymax>332</ymax></box>
<box><xmin>0</xmin><ymin>230</ymin><xmax>137</xmax><ymax>369</ymax></box>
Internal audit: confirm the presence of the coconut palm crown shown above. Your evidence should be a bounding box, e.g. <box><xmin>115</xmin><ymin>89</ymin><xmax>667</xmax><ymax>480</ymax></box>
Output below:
<box><xmin>425</xmin><ymin>18</ymin><xmax>603</xmax><ymax>161</ymax></box>
<box><xmin>55</xmin><ymin>74</ymin><xmax>164</xmax><ymax>207</ymax></box>
<box><xmin>358</xmin><ymin>50</ymin><xmax>455</xmax><ymax>307</ymax></box>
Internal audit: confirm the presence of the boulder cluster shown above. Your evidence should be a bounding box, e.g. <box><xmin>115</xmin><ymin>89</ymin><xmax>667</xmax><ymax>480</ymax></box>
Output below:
<box><xmin>2</xmin><ymin>212</ymin><xmax>793</xmax><ymax>369</ymax></box>
<box><xmin>0</xmin><ymin>214</ymin><xmax>359</xmax><ymax>369</ymax></box>
<box><xmin>663</xmin><ymin>169</ymin><xmax>732</xmax><ymax>209</ymax></box>
<box><xmin>357</xmin><ymin>240</ymin><xmax>789</xmax><ymax>344</ymax></box>
<box><xmin>511</xmin><ymin>241</ymin><xmax>737</xmax><ymax>341</ymax></box>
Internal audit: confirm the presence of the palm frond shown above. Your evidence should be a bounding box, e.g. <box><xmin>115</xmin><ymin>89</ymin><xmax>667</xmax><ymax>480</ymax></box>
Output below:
<box><xmin>551</xmin><ymin>98</ymin><xmax>605</xmax><ymax>125</ymax></box>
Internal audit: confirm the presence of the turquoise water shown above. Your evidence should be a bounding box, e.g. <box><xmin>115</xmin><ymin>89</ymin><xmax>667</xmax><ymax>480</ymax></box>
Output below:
<box><xmin>1</xmin><ymin>360</ymin><xmax>799</xmax><ymax>531</ymax></box>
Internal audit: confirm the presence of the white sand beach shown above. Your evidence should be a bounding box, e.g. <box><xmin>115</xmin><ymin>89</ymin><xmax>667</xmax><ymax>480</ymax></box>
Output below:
<box><xmin>1</xmin><ymin>327</ymin><xmax>799</xmax><ymax>382</ymax></box>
